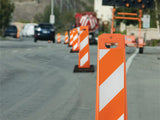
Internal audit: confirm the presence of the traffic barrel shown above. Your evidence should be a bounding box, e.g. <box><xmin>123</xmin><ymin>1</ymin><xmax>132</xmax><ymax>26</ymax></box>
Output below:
<box><xmin>73</xmin><ymin>26</ymin><xmax>94</xmax><ymax>72</ymax></box>
<box><xmin>70</xmin><ymin>28</ymin><xmax>79</xmax><ymax>53</ymax></box>
<box><xmin>95</xmin><ymin>34</ymin><xmax>127</xmax><ymax>120</ymax></box>
<box><xmin>48</xmin><ymin>40</ymin><xmax>52</xmax><ymax>43</ymax></box>
<box><xmin>57</xmin><ymin>33</ymin><xmax>61</xmax><ymax>43</ymax></box>
<box><xmin>64</xmin><ymin>31</ymin><xmax>69</xmax><ymax>44</ymax></box>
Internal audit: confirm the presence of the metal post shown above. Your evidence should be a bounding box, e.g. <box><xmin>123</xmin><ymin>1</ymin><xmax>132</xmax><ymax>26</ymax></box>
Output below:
<box><xmin>111</xmin><ymin>8</ymin><xmax>115</xmax><ymax>34</ymax></box>
<box><xmin>138</xmin><ymin>9</ymin><xmax>142</xmax><ymax>40</ymax></box>
<box><xmin>154</xmin><ymin>0</ymin><xmax>160</xmax><ymax>37</ymax></box>
<box><xmin>51</xmin><ymin>0</ymin><xmax>54</xmax><ymax>15</ymax></box>
<box><xmin>60</xmin><ymin>0</ymin><xmax>63</xmax><ymax>13</ymax></box>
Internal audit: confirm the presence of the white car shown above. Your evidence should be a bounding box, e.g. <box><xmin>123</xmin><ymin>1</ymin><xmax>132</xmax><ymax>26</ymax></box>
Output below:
<box><xmin>22</xmin><ymin>23</ymin><xmax>37</xmax><ymax>37</ymax></box>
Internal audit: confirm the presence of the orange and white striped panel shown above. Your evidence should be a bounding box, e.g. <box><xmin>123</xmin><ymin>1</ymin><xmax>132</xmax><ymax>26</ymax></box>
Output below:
<box><xmin>78</xmin><ymin>26</ymin><xmax>90</xmax><ymax>68</ymax></box>
<box><xmin>69</xmin><ymin>30</ymin><xmax>74</xmax><ymax>46</ymax></box>
<box><xmin>96</xmin><ymin>34</ymin><xmax>127</xmax><ymax>120</ymax></box>
<box><xmin>64</xmin><ymin>31</ymin><xmax>69</xmax><ymax>44</ymax></box>
<box><xmin>72</xmin><ymin>29</ymin><xmax>79</xmax><ymax>52</ymax></box>
<box><xmin>57</xmin><ymin>33</ymin><xmax>61</xmax><ymax>43</ymax></box>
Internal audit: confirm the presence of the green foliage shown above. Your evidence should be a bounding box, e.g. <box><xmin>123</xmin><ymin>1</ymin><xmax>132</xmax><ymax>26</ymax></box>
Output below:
<box><xmin>146</xmin><ymin>39</ymin><xmax>160</xmax><ymax>46</ymax></box>
<box><xmin>81</xmin><ymin>1</ymin><xmax>93</xmax><ymax>12</ymax></box>
<box><xmin>0</xmin><ymin>0</ymin><xmax>15</xmax><ymax>34</ymax></box>
<box><xmin>149</xmin><ymin>9</ymin><xmax>157</xmax><ymax>28</ymax></box>
<box><xmin>34</xmin><ymin>1</ymin><xmax>94</xmax><ymax>32</ymax></box>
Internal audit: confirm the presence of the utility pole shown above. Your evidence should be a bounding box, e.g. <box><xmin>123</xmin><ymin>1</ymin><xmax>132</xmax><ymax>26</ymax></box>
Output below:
<box><xmin>154</xmin><ymin>0</ymin><xmax>160</xmax><ymax>37</ymax></box>
<box><xmin>51</xmin><ymin>0</ymin><xmax>54</xmax><ymax>15</ymax></box>
<box><xmin>60</xmin><ymin>0</ymin><xmax>63</xmax><ymax>13</ymax></box>
<box><xmin>50</xmin><ymin>0</ymin><xmax>55</xmax><ymax>24</ymax></box>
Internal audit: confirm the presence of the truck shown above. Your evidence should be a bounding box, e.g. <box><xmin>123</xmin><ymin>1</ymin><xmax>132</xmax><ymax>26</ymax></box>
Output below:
<box><xmin>74</xmin><ymin>12</ymin><xmax>99</xmax><ymax>44</ymax></box>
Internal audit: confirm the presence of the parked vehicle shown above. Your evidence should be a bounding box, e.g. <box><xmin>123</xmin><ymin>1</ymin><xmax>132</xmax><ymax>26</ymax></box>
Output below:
<box><xmin>22</xmin><ymin>23</ymin><xmax>37</xmax><ymax>37</ymax></box>
<box><xmin>3</xmin><ymin>25</ymin><xmax>18</xmax><ymax>38</ymax></box>
<box><xmin>74</xmin><ymin>12</ymin><xmax>99</xmax><ymax>44</ymax></box>
<box><xmin>34</xmin><ymin>23</ymin><xmax>55</xmax><ymax>43</ymax></box>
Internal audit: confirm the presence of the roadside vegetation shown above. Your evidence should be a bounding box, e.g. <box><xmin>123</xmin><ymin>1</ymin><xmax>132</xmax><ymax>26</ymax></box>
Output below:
<box><xmin>0</xmin><ymin>0</ymin><xmax>14</xmax><ymax>36</ymax></box>
<box><xmin>33</xmin><ymin>0</ymin><xmax>94</xmax><ymax>33</ymax></box>
<box><xmin>146</xmin><ymin>39</ymin><xmax>160</xmax><ymax>46</ymax></box>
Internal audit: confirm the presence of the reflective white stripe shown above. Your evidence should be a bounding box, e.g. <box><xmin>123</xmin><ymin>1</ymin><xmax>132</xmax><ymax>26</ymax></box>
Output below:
<box><xmin>84</xmin><ymin>19</ymin><xmax>89</xmax><ymax>26</ymax></box>
<box><xmin>80</xmin><ymin>16</ymin><xmax>86</xmax><ymax>24</ymax></box>
<box><xmin>99</xmin><ymin>63</ymin><xmax>124</xmax><ymax>111</ymax></box>
<box><xmin>80</xmin><ymin>36</ymin><xmax>88</xmax><ymax>51</ymax></box>
<box><xmin>99</xmin><ymin>49</ymin><xmax>110</xmax><ymax>60</ymax></box>
<box><xmin>80</xmin><ymin>31</ymin><xmax>83</xmax><ymax>35</ymax></box>
<box><xmin>89</xmin><ymin>19</ymin><xmax>93</xmax><ymax>29</ymax></box>
<box><xmin>73</xmin><ymin>43</ymin><xmax>78</xmax><ymax>50</ymax></box>
<box><xmin>118</xmin><ymin>114</ymin><xmax>124</xmax><ymax>120</ymax></box>
<box><xmin>92</xmin><ymin>19</ymin><xmax>96</xmax><ymax>27</ymax></box>
<box><xmin>81</xmin><ymin>16</ymin><xmax>87</xmax><ymax>26</ymax></box>
<box><xmin>73</xmin><ymin>34</ymin><xmax>78</xmax><ymax>41</ymax></box>
<box><xmin>80</xmin><ymin>52</ymin><xmax>88</xmax><ymax>67</ymax></box>
<box><xmin>70</xmin><ymin>35</ymin><xmax>73</xmax><ymax>38</ymax></box>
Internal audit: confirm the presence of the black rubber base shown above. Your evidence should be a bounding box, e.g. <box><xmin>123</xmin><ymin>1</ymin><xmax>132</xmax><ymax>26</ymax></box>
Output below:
<box><xmin>70</xmin><ymin>49</ymin><xmax>79</xmax><ymax>53</ymax></box>
<box><xmin>73</xmin><ymin>65</ymin><xmax>95</xmax><ymax>73</ymax></box>
<box><xmin>68</xmin><ymin>45</ymin><xmax>72</xmax><ymax>47</ymax></box>
<box><xmin>57</xmin><ymin>42</ymin><xmax>61</xmax><ymax>44</ymax></box>
<box><xmin>64</xmin><ymin>42</ymin><xmax>68</xmax><ymax>44</ymax></box>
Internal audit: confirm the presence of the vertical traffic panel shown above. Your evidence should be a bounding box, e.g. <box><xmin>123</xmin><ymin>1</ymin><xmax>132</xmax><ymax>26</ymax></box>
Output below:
<box><xmin>57</xmin><ymin>33</ymin><xmax>61</xmax><ymax>43</ymax></box>
<box><xmin>70</xmin><ymin>28</ymin><xmax>79</xmax><ymax>53</ymax></box>
<box><xmin>69</xmin><ymin>30</ymin><xmax>74</xmax><ymax>47</ymax></box>
<box><xmin>73</xmin><ymin>26</ymin><xmax>94</xmax><ymax>72</ymax></box>
<box><xmin>64</xmin><ymin>31</ymin><xmax>69</xmax><ymax>44</ymax></box>
<box><xmin>96</xmin><ymin>34</ymin><xmax>127</xmax><ymax>120</ymax></box>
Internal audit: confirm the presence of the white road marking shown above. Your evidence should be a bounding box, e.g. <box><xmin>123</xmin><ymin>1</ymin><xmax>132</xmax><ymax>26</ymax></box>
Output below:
<box><xmin>126</xmin><ymin>48</ymin><xmax>138</xmax><ymax>73</ymax></box>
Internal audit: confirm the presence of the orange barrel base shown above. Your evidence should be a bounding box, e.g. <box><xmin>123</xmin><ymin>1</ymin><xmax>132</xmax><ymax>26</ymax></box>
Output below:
<box><xmin>73</xmin><ymin>65</ymin><xmax>95</xmax><ymax>73</ymax></box>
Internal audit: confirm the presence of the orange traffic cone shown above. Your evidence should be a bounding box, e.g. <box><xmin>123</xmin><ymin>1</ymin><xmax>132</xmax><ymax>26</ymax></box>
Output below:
<box><xmin>73</xmin><ymin>26</ymin><xmax>94</xmax><ymax>72</ymax></box>
<box><xmin>48</xmin><ymin>40</ymin><xmax>52</xmax><ymax>43</ymax></box>
<box><xmin>95</xmin><ymin>34</ymin><xmax>127</xmax><ymax>120</ymax></box>
<box><xmin>17</xmin><ymin>30</ymin><xmax>20</xmax><ymax>38</ymax></box>
<box><xmin>57</xmin><ymin>33</ymin><xmax>61</xmax><ymax>43</ymax></box>
<box><xmin>64</xmin><ymin>31</ymin><xmax>69</xmax><ymax>44</ymax></box>
<box><xmin>70</xmin><ymin>28</ymin><xmax>79</xmax><ymax>53</ymax></box>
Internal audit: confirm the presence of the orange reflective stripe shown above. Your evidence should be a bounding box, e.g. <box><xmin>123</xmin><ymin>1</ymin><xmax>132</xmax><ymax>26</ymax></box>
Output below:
<box><xmin>99</xmin><ymin>50</ymin><xmax>124</xmax><ymax>85</ymax></box>
<box><xmin>100</xmin><ymin>89</ymin><xmax>124</xmax><ymax>120</ymax></box>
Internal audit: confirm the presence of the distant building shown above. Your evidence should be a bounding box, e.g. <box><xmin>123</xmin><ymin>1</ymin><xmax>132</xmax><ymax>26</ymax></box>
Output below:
<box><xmin>94</xmin><ymin>0</ymin><xmax>113</xmax><ymax>23</ymax></box>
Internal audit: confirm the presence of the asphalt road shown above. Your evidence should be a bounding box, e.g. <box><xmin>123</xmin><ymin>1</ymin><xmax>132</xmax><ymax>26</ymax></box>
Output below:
<box><xmin>0</xmin><ymin>37</ymin><xmax>159</xmax><ymax>120</ymax></box>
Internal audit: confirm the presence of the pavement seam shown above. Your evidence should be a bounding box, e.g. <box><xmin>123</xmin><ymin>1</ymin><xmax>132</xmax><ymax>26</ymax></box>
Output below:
<box><xmin>126</xmin><ymin>48</ymin><xmax>138</xmax><ymax>73</ymax></box>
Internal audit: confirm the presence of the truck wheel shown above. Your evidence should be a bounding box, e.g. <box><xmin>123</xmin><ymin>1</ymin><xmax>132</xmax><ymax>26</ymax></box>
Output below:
<box><xmin>52</xmin><ymin>38</ymin><xmax>55</xmax><ymax>43</ymax></box>
<box><xmin>139</xmin><ymin>47</ymin><xmax>143</xmax><ymax>54</ymax></box>
<box><xmin>34</xmin><ymin>38</ymin><xmax>37</xmax><ymax>43</ymax></box>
